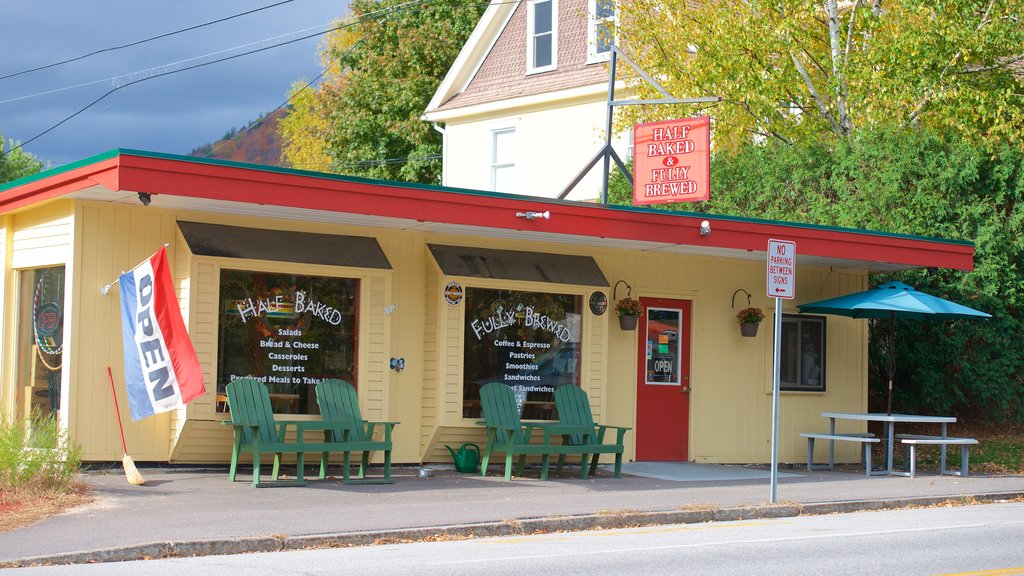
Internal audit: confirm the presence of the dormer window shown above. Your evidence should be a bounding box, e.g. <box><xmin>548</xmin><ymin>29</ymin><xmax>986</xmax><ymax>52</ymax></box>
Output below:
<box><xmin>588</xmin><ymin>0</ymin><xmax>615</xmax><ymax>62</ymax></box>
<box><xmin>527</xmin><ymin>0</ymin><xmax>557</xmax><ymax>74</ymax></box>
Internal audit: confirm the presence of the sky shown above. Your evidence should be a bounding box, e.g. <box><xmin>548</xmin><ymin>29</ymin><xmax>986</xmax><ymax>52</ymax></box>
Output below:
<box><xmin>0</xmin><ymin>0</ymin><xmax>347</xmax><ymax>167</ymax></box>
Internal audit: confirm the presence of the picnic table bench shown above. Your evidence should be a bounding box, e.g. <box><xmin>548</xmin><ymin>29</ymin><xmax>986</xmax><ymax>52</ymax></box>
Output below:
<box><xmin>896</xmin><ymin>434</ymin><xmax>977</xmax><ymax>478</ymax></box>
<box><xmin>799</xmin><ymin>432</ymin><xmax>879</xmax><ymax>477</ymax></box>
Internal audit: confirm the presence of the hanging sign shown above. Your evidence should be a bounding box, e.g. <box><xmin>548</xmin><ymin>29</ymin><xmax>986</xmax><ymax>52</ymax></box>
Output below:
<box><xmin>632</xmin><ymin>116</ymin><xmax>711</xmax><ymax>205</ymax></box>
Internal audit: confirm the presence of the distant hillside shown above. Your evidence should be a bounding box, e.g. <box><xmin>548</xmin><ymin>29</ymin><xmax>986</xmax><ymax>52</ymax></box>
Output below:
<box><xmin>189</xmin><ymin>108</ymin><xmax>287</xmax><ymax>165</ymax></box>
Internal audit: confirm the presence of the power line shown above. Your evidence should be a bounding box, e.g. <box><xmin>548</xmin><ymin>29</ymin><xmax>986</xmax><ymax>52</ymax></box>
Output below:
<box><xmin>0</xmin><ymin>23</ymin><xmax>336</xmax><ymax>106</ymax></box>
<box><xmin>2</xmin><ymin>0</ymin><xmax>432</xmax><ymax>159</ymax></box>
<box><xmin>0</xmin><ymin>0</ymin><xmax>297</xmax><ymax>81</ymax></box>
<box><xmin>200</xmin><ymin>48</ymin><xmax>347</xmax><ymax>159</ymax></box>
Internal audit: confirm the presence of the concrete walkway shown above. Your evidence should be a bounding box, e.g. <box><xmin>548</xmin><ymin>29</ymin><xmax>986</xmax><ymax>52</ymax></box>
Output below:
<box><xmin>2</xmin><ymin>463</ymin><xmax>1023</xmax><ymax>568</ymax></box>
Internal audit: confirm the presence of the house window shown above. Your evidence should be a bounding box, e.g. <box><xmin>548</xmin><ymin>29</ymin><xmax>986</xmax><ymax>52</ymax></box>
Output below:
<box><xmin>462</xmin><ymin>287</ymin><xmax>582</xmax><ymax>420</ymax></box>
<box><xmin>491</xmin><ymin>128</ymin><xmax>515</xmax><ymax>193</ymax></box>
<box><xmin>217</xmin><ymin>269</ymin><xmax>358</xmax><ymax>415</ymax></box>
<box><xmin>588</xmin><ymin>0</ymin><xmax>615</xmax><ymax>62</ymax></box>
<box><xmin>527</xmin><ymin>0</ymin><xmax>557</xmax><ymax>73</ymax></box>
<box><xmin>780</xmin><ymin>314</ymin><xmax>825</xmax><ymax>392</ymax></box>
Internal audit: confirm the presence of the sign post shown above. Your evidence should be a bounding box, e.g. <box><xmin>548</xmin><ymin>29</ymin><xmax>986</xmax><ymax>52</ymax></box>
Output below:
<box><xmin>767</xmin><ymin>239</ymin><xmax>795</xmax><ymax>503</ymax></box>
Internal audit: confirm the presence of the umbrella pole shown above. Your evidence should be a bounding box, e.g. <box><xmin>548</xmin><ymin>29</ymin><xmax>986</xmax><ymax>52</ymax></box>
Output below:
<box><xmin>887</xmin><ymin>312</ymin><xmax>895</xmax><ymax>415</ymax></box>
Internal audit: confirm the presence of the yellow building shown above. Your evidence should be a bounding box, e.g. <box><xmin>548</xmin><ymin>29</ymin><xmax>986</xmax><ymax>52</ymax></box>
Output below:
<box><xmin>0</xmin><ymin>150</ymin><xmax>975</xmax><ymax>466</ymax></box>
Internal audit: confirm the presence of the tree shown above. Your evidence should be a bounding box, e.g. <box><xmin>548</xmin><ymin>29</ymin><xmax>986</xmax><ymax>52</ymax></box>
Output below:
<box><xmin>616</xmin><ymin>0</ymin><xmax>1024</xmax><ymax>149</ymax></box>
<box><xmin>280</xmin><ymin>0</ymin><xmax>486</xmax><ymax>183</ymax></box>
<box><xmin>1</xmin><ymin>134</ymin><xmax>44</xmax><ymax>184</ymax></box>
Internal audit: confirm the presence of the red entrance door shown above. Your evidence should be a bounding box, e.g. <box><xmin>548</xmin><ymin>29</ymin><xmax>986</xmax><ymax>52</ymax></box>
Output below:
<box><xmin>635</xmin><ymin>297</ymin><xmax>691</xmax><ymax>461</ymax></box>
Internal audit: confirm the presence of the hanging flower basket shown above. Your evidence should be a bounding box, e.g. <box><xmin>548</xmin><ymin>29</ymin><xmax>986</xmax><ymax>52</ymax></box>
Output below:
<box><xmin>615</xmin><ymin>297</ymin><xmax>642</xmax><ymax>331</ymax></box>
<box><xmin>618</xmin><ymin>315</ymin><xmax>639</xmax><ymax>330</ymax></box>
<box><xmin>736</xmin><ymin>307</ymin><xmax>764</xmax><ymax>338</ymax></box>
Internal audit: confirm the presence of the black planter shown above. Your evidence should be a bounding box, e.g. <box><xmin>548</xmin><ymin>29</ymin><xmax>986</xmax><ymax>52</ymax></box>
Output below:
<box><xmin>618</xmin><ymin>315</ymin><xmax>639</xmax><ymax>330</ymax></box>
<box><xmin>740</xmin><ymin>322</ymin><xmax>759</xmax><ymax>337</ymax></box>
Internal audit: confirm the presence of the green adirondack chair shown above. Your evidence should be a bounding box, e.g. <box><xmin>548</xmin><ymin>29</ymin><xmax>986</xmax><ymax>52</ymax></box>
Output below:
<box><xmin>314</xmin><ymin>379</ymin><xmax>398</xmax><ymax>484</ymax></box>
<box><xmin>477</xmin><ymin>382</ymin><xmax>594</xmax><ymax>481</ymax></box>
<box><xmin>224</xmin><ymin>377</ymin><xmax>338</xmax><ymax>487</ymax></box>
<box><xmin>554</xmin><ymin>385</ymin><xmax>630</xmax><ymax>478</ymax></box>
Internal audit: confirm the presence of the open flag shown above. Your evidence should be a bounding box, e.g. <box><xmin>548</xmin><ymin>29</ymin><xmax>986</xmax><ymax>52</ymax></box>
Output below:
<box><xmin>119</xmin><ymin>247</ymin><xmax>205</xmax><ymax>421</ymax></box>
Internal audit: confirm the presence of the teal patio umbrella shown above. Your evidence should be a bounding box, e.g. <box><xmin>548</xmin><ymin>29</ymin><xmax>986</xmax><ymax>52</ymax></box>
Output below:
<box><xmin>797</xmin><ymin>281</ymin><xmax>990</xmax><ymax>414</ymax></box>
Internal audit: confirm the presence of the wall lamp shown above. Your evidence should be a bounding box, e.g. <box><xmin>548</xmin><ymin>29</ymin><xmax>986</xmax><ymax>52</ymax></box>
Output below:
<box><xmin>515</xmin><ymin>210</ymin><xmax>550</xmax><ymax>220</ymax></box>
<box><xmin>699</xmin><ymin>219</ymin><xmax>711</xmax><ymax>236</ymax></box>
<box><xmin>138</xmin><ymin>192</ymin><xmax>152</xmax><ymax>206</ymax></box>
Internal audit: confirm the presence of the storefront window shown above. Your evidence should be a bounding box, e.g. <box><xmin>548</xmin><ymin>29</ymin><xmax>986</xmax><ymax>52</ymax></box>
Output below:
<box><xmin>217</xmin><ymin>270</ymin><xmax>358</xmax><ymax>415</ymax></box>
<box><xmin>17</xmin><ymin>266</ymin><xmax>65</xmax><ymax>421</ymax></box>
<box><xmin>463</xmin><ymin>287</ymin><xmax>582</xmax><ymax>420</ymax></box>
<box><xmin>780</xmin><ymin>314</ymin><xmax>825</xmax><ymax>391</ymax></box>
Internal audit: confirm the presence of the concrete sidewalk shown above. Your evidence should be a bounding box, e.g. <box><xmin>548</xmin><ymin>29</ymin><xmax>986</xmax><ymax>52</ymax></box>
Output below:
<box><xmin>2</xmin><ymin>464</ymin><xmax>1023</xmax><ymax>568</ymax></box>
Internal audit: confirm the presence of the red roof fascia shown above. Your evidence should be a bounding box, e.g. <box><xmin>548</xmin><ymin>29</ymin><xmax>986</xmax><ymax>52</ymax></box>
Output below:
<box><xmin>6</xmin><ymin>152</ymin><xmax>972</xmax><ymax>271</ymax></box>
<box><xmin>0</xmin><ymin>157</ymin><xmax>120</xmax><ymax>213</ymax></box>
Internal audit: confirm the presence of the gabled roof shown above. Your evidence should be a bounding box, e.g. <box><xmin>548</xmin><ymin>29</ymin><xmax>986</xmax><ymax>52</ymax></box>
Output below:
<box><xmin>423</xmin><ymin>0</ymin><xmax>608</xmax><ymax>121</ymax></box>
<box><xmin>0</xmin><ymin>149</ymin><xmax>975</xmax><ymax>272</ymax></box>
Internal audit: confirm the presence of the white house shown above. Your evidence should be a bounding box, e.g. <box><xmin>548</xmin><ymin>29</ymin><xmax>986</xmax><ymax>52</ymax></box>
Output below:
<box><xmin>422</xmin><ymin>0</ymin><xmax>630</xmax><ymax>202</ymax></box>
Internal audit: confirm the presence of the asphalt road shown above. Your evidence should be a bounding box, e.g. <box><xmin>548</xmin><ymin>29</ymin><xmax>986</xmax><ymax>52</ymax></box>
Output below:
<box><xmin>8</xmin><ymin>502</ymin><xmax>1024</xmax><ymax>575</ymax></box>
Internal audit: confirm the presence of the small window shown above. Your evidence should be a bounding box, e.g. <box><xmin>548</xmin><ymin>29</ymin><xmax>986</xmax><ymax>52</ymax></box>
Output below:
<box><xmin>527</xmin><ymin>0</ymin><xmax>557</xmax><ymax>73</ymax></box>
<box><xmin>588</xmin><ymin>0</ymin><xmax>615</xmax><ymax>62</ymax></box>
<box><xmin>491</xmin><ymin>128</ymin><xmax>515</xmax><ymax>193</ymax></box>
<box><xmin>780</xmin><ymin>314</ymin><xmax>825</xmax><ymax>392</ymax></box>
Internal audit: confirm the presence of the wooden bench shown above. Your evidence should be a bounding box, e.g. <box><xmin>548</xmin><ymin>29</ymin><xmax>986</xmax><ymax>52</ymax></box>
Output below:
<box><xmin>896</xmin><ymin>434</ymin><xmax>977</xmax><ymax>478</ymax></box>
<box><xmin>800</xmin><ymin>432</ymin><xmax>879</xmax><ymax>478</ymax></box>
<box><xmin>477</xmin><ymin>382</ymin><xmax>596</xmax><ymax>481</ymax></box>
<box><xmin>224</xmin><ymin>378</ymin><xmax>380</xmax><ymax>487</ymax></box>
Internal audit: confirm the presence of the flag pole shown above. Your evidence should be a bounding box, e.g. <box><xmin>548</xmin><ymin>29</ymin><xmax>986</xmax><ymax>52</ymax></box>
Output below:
<box><xmin>100</xmin><ymin>243</ymin><xmax>170</xmax><ymax>295</ymax></box>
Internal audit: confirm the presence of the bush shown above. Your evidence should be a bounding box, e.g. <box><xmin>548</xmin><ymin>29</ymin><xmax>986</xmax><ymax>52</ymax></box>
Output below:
<box><xmin>0</xmin><ymin>410</ymin><xmax>82</xmax><ymax>492</ymax></box>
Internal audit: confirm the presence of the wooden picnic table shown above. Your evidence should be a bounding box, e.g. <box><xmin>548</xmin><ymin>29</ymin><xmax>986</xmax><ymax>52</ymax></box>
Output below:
<box><xmin>821</xmin><ymin>412</ymin><xmax>956</xmax><ymax>476</ymax></box>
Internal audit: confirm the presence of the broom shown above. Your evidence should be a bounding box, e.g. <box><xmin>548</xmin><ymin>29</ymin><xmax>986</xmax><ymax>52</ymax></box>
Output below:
<box><xmin>107</xmin><ymin>366</ymin><xmax>145</xmax><ymax>485</ymax></box>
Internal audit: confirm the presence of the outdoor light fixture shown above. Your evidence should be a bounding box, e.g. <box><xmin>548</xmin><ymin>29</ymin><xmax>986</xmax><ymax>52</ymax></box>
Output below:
<box><xmin>699</xmin><ymin>220</ymin><xmax>711</xmax><ymax>236</ymax></box>
<box><xmin>138</xmin><ymin>192</ymin><xmax>152</xmax><ymax>206</ymax></box>
<box><xmin>515</xmin><ymin>210</ymin><xmax>550</xmax><ymax>220</ymax></box>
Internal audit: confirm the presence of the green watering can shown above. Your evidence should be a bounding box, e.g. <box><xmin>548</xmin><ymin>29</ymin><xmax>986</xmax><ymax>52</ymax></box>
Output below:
<box><xmin>445</xmin><ymin>443</ymin><xmax>480</xmax><ymax>473</ymax></box>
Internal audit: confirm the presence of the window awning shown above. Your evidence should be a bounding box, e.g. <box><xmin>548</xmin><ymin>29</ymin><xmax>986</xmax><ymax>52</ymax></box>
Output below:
<box><xmin>428</xmin><ymin>244</ymin><xmax>608</xmax><ymax>286</ymax></box>
<box><xmin>178</xmin><ymin>221</ymin><xmax>391</xmax><ymax>269</ymax></box>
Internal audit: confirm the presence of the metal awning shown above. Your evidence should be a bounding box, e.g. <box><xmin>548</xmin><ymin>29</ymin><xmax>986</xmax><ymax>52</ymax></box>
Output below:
<box><xmin>428</xmin><ymin>244</ymin><xmax>608</xmax><ymax>286</ymax></box>
<box><xmin>178</xmin><ymin>221</ymin><xmax>392</xmax><ymax>269</ymax></box>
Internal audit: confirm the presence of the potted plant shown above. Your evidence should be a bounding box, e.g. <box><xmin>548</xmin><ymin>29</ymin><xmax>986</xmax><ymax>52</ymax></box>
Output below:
<box><xmin>736</xmin><ymin>306</ymin><xmax>765</xmax><ymax>337</ymax></box>
<box><xmin>616</xmin><ymin>297</ymin><xmax>643</xmax><ymax>330</ymax></box>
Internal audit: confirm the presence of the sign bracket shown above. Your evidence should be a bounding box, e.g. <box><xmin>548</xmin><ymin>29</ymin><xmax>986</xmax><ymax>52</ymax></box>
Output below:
<box><xmin>557</xmin><ymin>45</ymin><xmax>720</xmax><ymax>203</ymax></box>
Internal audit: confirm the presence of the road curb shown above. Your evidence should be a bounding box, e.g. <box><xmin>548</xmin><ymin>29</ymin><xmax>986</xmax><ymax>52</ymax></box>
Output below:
<box><xmin>5</xmin><ymin>491</ymin><xmax>1023</xmax><ymax>568</ymax></box>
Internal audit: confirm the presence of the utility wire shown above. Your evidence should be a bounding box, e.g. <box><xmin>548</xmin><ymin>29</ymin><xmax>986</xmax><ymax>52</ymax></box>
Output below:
<box><xmin>0</xmin><ymin>0</ymin><xmax>297</xmax><ymax>81</ymax></box>
<box><xmin>0</xmin><ymin>23</ymin><xmax>336</xmax><ymax>105</ymax></box>
<box><xmin>2</xmin><ymin>0</ymin><xmax>431</xmax><ymax>158</ymax></box>
<box><xmin>200</xmin><ymin>50</ymin><xmax>345</xmax><ymax>159</ymax></box>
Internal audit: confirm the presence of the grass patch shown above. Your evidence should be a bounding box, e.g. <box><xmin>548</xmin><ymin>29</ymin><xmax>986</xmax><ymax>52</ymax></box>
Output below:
<box><xmin>0</xmin><ymin>410</ymin><xmax>90</xmax><ymax>532</ymax></box>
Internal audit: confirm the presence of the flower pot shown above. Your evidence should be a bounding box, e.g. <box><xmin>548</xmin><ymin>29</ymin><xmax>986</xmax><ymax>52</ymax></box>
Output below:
<box><xmin>740</xmin><ymin>322</ymin><xmax>759</xmax><ymax>337</ymax></box>
<box><xmin>618</xmin><ymin>315</ymin><xmax>639</xmax><ymax>330</ymax></box>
